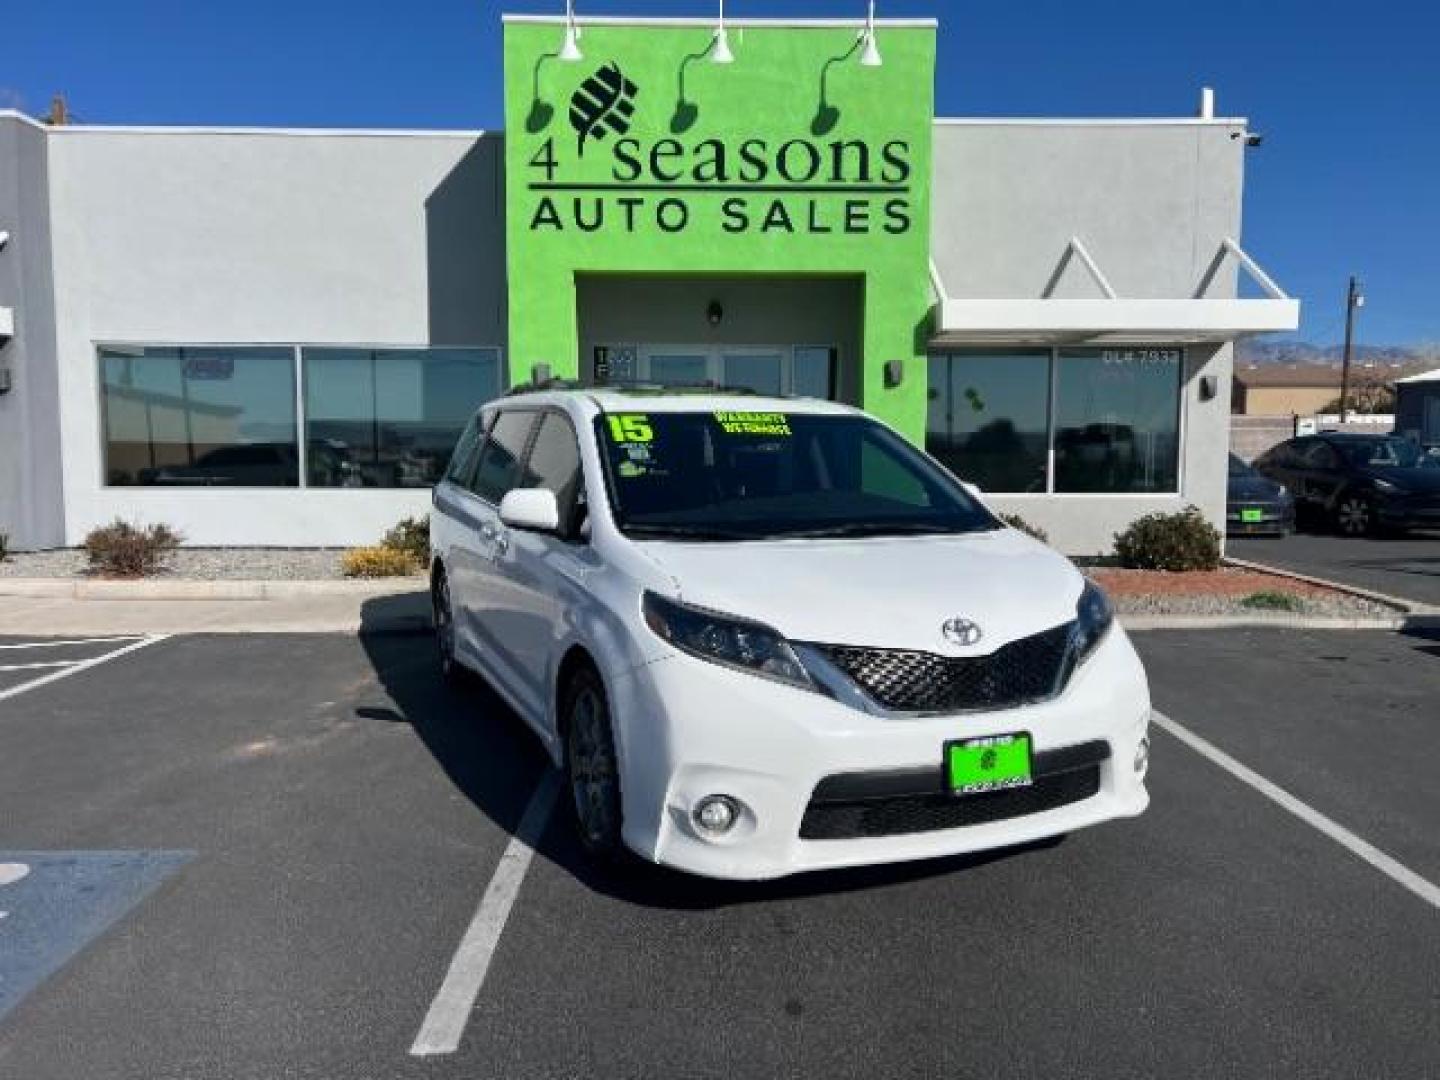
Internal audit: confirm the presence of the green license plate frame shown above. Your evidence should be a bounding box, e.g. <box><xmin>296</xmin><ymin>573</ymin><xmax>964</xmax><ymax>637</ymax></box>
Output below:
<box><xmin>945</xmin><ymin>733</ymin><xmax>1034</xmax><ymax>795</ymax></box>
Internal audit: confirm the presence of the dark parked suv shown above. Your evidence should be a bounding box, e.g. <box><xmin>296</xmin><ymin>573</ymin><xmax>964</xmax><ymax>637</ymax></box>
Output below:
<box><xmin>1253</xmin><ymin>433</ymin><xmax>1440</xmax><ymax>535</ymax></box>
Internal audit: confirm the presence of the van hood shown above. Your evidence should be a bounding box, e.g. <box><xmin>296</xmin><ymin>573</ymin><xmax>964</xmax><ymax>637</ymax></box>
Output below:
<box><xmin>637</xmin><ymin>529</ymin><xmax>1085</xmax><ymax>654</ymax></box>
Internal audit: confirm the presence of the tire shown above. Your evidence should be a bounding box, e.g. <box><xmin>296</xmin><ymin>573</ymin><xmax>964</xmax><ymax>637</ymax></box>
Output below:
<box><xmin>1333</xmin><ymin>494</ymin><xmax>1375</xmax><ymax>537</ymax></box>
<box><xmin>432</xmin><ymin>569</ymin><xmax>463</xmax><ymax>684</ymax></box>
<box><xmin>561</xmin><ymin>665</ymin><xmax>624</xmax><ymax>861</ymax></box>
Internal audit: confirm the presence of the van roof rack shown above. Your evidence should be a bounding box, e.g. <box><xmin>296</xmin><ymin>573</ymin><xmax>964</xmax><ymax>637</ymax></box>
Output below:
<box><xmin>508</xmin><ymin>378</ymin><xmax>779</xmax><ymax>397</ymax></box>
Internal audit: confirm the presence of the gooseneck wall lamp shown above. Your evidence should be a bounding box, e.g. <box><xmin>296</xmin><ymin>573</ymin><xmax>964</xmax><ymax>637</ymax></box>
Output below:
<box><xmin>559</xmin><ymin>0</ymin><xmax>583</xmax><ymax>62</ymax></box>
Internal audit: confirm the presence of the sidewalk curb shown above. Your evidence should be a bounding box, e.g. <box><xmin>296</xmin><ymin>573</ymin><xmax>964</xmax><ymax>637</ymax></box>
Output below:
<box><xmin>1223</xmin><ymin>556</ymin><xmax>1438</xmax><ymax>616</ymax></box>
<box><xmin>0</xmin><ymin>577</ymin><xmax>426</xmax><ymax>601</ymax></box>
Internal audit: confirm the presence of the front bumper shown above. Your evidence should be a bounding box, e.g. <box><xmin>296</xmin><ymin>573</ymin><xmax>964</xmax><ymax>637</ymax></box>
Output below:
<box><xmin>1226</xmin><ymin>502</ymin><xmax>1294</xmax><ymax>535</ymax></box>
<box><xmin>606</xmin><ymin>627</ymin><xmax>1151</xmax><ymax>880</ymax></box>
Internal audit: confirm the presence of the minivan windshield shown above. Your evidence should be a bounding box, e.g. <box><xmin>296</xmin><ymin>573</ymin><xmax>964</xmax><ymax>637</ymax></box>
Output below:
<box><xmin>593</xmin><ymin>410</ymin><xmax>999</xmax><ymax>541</ymax></box>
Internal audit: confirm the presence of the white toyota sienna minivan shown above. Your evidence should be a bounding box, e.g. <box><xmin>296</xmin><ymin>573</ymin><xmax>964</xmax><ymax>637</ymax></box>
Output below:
<box><xmin>430</xmin><ymin>388</ymin><xmax>1151</xmax><ymax>880</ymax></box>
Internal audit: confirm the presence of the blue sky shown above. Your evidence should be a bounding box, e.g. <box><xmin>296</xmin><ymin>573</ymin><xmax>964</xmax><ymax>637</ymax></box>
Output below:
<box><xmin>5</xmin><ymin>0</ymin><xmax>1437</xmax><ymax>344</ymax></box>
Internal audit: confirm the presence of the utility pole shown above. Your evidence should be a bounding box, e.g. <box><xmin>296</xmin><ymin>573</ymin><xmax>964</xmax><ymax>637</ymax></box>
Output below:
<box><xmin>1338</xmin><ymin>275</ymin><xmax>1364</xmax><ymax>420</ymax></box>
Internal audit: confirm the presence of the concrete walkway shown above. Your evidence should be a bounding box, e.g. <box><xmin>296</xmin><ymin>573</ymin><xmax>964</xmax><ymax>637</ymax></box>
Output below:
<box><xmin>0</xmin><ymin>580</ymin><xmax>429</xmax><ymax>635</ymax></box>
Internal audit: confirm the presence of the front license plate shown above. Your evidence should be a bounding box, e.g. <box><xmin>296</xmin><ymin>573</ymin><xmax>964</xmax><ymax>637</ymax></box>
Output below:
<box><xmin>1241</xmin><ymin>508</ymin><xmax>1264</xmax><ymax>523</ymax></box>
<box><xmin>946</xmin><ymin>733</ymin><xmax>1033</xmax><ymax>795</ymax></box>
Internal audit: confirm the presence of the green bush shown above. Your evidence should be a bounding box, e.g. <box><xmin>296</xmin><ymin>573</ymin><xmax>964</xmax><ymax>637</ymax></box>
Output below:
<box><xmin>381</xmin><ymin>515</ymin><xmax>430</xmax><ymax>567</ymax></box>
<box><xmin>1113</xmin><ymin>507</ymin><xmax>1221</xmax><ymax>572</ymax></box>
<box><xmin>83</xmin><ymin>520</ymin><xmax>182</xmax><ymax>577</ymax></box>
<box><xmin>341</xmin><ymin>545</ymin><xmax>418</xmax><ymax>578</ymax></box>
<box><xmin>1240</xmin><ymin>590</ymin><xmax>1303</xmax><ymax>612</ymax></box>
<box><xmin>999</xmin><ymin>514</ymin><xmax>1049</xmax><ymax>544</ymax></box>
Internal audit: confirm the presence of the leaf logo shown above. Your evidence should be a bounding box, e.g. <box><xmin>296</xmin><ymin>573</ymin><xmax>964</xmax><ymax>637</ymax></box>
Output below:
<box><xmin>569</xmin><ymin>62</ymin><xmax>639</xmax><ymax>157</ymax></box>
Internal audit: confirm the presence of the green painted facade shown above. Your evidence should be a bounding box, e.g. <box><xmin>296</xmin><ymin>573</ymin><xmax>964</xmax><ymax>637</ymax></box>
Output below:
<box><xmin>502</xmin><ymin>20</ymin><xmax>937</xmax><ymax>439</ymax></box>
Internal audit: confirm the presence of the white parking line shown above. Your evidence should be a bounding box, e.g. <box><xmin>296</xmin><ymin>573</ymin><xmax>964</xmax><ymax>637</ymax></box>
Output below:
<box><xmin>0</xmin><ymin>635</ymin><xmax>169</xmax><ymax>704</ymax></box>
<box><xmin>410</xmin><ymin>769</ymin><xmax>561</xmax><ymax>1057</ymax></box>
<box><xmin>0</xmin><ymin>636</ymin><xmax>144</xmax><ymax>651</ymax></box>
<box><xmin>0</xmin><ymin>660</ymin><xmax>80</xmax><ymax>673</ymax></box>
<box><xmin>1153</xmin><ymin>709</ymin><xmax>1440</xmax><ymax>910</ymax></box>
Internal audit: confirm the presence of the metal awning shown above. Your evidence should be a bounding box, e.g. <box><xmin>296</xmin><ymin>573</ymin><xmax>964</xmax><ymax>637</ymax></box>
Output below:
<box><xmin>929</xmin><ymin>237</ymin><xmax>1300</xmax><ymax>346</ymax></box>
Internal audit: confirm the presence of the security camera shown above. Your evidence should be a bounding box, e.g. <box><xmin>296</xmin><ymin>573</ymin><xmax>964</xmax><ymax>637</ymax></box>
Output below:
<box><xmin>1233</xmin><ymin>131</ymin><xmax>1264</xmax><ymax>147</ymax></box>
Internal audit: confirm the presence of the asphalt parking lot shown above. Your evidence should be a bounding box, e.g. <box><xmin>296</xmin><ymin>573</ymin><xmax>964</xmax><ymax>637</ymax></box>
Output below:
<box><xmin>1</xmin><ymin>623</ymin><xmax>1437</xmax><ymax>1079</ymax></box>
<box><xmin>1231</xmin><ymin>528</ymin><xmax>1440</xmax><ymax>607</ymax></box>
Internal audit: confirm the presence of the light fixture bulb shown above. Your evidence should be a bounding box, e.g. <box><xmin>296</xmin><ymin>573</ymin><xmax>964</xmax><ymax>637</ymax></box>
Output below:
<box><xmin>711</xmin><ymin>26</ymin><xmax>735</xmax><ymax>64</ymax></box>
<box><xmin>859</xmin><ymin>30</ymin><xmax>883</xmax><ymax>67</ymax></box>
<box><xmin>559</xmin><ymin>1</ymin><xmax>583</xmax><ymax>62</ymax></box>
<box><xmin>559</xmin><ymin>24</ymin><xmax>583</xmax><ymax>62</ymax></box>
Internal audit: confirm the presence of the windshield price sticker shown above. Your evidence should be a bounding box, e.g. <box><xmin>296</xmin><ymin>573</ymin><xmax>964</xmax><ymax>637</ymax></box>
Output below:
<box><xmin>606</xmin><ymin>414</ymin><xmax>654</xmax><ymax>443</ymax></box>
<box><xmin>714</xmin><ymin>411</ymin><xmax>792</xmax><ymax>436</ymax></box>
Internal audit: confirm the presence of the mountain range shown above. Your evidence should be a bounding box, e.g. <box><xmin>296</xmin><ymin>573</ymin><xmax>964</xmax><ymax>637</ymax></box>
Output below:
<box><xmin>1236</xmin><ymin>341</ymin><xmax>1440</xmax><ymax>370</ymax></box>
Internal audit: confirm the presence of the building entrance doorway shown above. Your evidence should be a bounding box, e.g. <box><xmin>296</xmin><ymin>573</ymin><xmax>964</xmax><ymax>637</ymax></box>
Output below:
<box><xmin>592</xmin><ymin>344</ymin><xmax>837</xmax><ymax>399</ymax></box>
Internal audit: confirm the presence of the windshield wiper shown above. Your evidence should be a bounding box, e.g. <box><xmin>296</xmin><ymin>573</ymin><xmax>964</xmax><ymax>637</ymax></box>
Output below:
<box><xmin>771</xmin><ymin>521</ymin><xmax>978</xmax><ymax>539</ymax></box>
<box><xmin>623</xmin><ymin>523</ymin><xmax>759</xmax><ymax>542</ymax></box>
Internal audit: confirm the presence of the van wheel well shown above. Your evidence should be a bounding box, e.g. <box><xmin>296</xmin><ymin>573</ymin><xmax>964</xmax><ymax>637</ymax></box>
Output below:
<box><xmin>554</xmin><ymin>646</ymin><xmax>598</xmax><ymax>740</ymax></box>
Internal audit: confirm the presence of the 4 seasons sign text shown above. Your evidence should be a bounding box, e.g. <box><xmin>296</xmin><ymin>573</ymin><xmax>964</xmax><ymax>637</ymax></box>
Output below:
<box><xmin>526</xmin><ymin>61</ymin><xmax>915</xmax><ymax>237</ymax></box>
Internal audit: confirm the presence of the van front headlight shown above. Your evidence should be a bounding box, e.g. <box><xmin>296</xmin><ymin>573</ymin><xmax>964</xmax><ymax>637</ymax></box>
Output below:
<box><xmin>642</xmin><ymin>591</ymin><xmax>815</xmax><ymax>691</ymax></box>
<box><xmin>1071</xmin><ymin>579</ymin><xmax>1114</xmax><ymax>665</ymax></box>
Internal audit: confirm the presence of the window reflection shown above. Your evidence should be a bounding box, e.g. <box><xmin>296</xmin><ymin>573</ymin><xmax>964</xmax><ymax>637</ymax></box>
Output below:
<box><xmin>100</xmin><ymin>346</ymin><xmax>299</xmax><ymax>487</ymax></box>
<box><xmin>1054</xmin><ymin>349</ymin><xmax>1181</xmax><ymax>493</ymax></box>
<box><xmin>925</xmin><ymin>352</ymin><xmax>1050</xmax><ymax>493</ymax></box>
<box><xmin>303</xmin><ymin>348</ymin><xmax>503</xmax><ymax>488</ymax></box>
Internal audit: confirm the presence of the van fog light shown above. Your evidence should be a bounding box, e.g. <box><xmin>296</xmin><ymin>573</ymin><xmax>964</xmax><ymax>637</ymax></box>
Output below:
<box><xmin>1134</xmin><ymin>737</ymin><xmax>1150</xmax><ymax>775</ymax></box>
<box><xmin>694</xmin><ymin>795</ymin><xmax>740</xmax><ymax>835</ymax></box>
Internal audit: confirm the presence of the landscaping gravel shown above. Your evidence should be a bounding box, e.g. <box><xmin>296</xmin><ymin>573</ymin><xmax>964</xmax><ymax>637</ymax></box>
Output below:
<box><xmin>0</xmin><ymin>548</ymin><xmax>379</xmax><ymax>581</ymax></box>
<box><xmin>1110</xmin><ymin>591</ymin><xmax>1396</xmax><ymax>620</ymax></box>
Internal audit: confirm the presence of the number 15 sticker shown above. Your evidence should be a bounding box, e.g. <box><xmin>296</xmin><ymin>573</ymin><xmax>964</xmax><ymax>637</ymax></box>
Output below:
<box><xmin>606</xmin><ymin>415</ymin><xmax>653</xmax><ymax>443</ymax></box>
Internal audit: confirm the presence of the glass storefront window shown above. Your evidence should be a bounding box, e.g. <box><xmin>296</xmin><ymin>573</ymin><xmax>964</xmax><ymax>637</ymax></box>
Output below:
<box><xmin>926</xmin><ymin>352</ymin><xmax>1051</xmax><ymax>493</ymax></box>
<box><xmin>303</xmin><ymin>348</ymin><xmax>503</xmax><ymax>488</ymax></box>
<box><xmin>793</xmin><ymin>346</ymin><xmax>837</xmax><ymax>399</ymax></box>
<box><xmin>1054</xmin><ymin>348</ymin><xmax>1182</xmax><ymax>493</ymax></box>
<box><xmin>100</xmin><ymin>346</ymin><xmax>299</xmax><ymax>487</ymax></box>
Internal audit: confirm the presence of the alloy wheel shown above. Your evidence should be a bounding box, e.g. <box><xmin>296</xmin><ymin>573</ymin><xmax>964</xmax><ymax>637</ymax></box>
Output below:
<box><xmin>1336</xmin><ymin>497</ymin><xmax>1372</xmax><ymax>536</ymax></box>
<box><xmin>567</xmin><ymin>685</ymin><xmax>618</xmax><ymax>848</ymax></box>
<box><xmin>433</xmin><ymin>573</ymin><xmax>457</xmax><ymax>677</ymax></box>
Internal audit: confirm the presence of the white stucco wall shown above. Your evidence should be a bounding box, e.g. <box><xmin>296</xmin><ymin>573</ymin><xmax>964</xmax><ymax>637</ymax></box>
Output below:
<box><xmin>928</xmin><ymin>120</ymin><xmax>1247</xmax><ymax>553</ymax></box>
<box><xmin>41</xmin><ymin>125</ymin><xmax>506</xmax><ymax>546</ymax></box>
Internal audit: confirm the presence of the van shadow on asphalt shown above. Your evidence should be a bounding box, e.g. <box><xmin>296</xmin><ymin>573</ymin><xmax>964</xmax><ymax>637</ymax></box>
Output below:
<box><xmin>356</xmin><ymin>594</ymin><xmax>1056</xmax><ymax>911</ymax></box>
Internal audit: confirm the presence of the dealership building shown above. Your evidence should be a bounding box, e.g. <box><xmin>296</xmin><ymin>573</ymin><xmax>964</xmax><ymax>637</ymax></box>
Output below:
<box><xmin>0</xmin><ymin>14</ymin><xmax>1299</xmax><ymax>554</ymax></box>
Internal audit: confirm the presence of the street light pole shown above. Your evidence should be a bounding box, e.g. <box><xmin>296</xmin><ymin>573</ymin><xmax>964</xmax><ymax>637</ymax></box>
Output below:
<box><xmin>1339</xmin><ymin>274</ymin><xmax>1363</xmax><ymax>420</ymax></box>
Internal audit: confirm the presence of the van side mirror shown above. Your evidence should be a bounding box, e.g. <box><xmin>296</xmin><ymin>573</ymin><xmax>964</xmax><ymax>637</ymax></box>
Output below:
<box><xmin>499</xmin><ymin>488</ymin><xmax>560</xmax><ymax>533</ymax></box>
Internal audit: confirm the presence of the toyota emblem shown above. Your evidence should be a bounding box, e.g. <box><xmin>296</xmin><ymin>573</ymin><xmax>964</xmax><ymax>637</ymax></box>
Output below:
<box><xmin>941</xmin><ymin>617</ymin><xmax>983</xmax><ymax>647</ymax></box>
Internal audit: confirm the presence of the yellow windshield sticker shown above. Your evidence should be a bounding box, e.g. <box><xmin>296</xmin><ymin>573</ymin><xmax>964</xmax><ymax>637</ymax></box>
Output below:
<box><xmin>713</xmin><ymin>411</ymin><xmax>791</xmax><ymax>436</ymax></box>
<box><xmin>606</xmin><ymin>414</ymin><xmax>653</xmax><ymax>443</ymax></box>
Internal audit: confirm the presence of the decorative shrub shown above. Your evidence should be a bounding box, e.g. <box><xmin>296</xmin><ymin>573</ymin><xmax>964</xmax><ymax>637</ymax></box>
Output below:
<box><xmin>381</xmin><ymin>515</ymin><xmax>430</xmax><ymax>568</ymax></box>
<box><xmin>999</xmin><ymin>514</ymin><xmax>1049</xmax><ymax>544</ymax></box>
<box><xmin>1240</xmin><ymin>590</ymin><xmax>1303</xmax><ymax>612</ymax></box>
<box><xmin>341</xmin><ymin>545</ymin><xmax>418</xmax><ymax>578</ymax></box>
<box><xmin>1113</xmin><ymin>507</ymin><xmax>1221</xmax><ymax>572</ymax></box>
<box><xmin>83</xmin><ymin>520</ymin><xmax>182</xmax><ymax>577</ymax></box>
